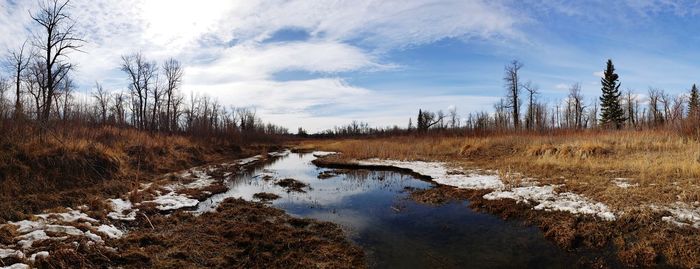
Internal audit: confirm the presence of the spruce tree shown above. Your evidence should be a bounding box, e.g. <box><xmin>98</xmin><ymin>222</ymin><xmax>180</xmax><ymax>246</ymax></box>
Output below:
<box><xmin>599</xmin><ymin>59</ymin><xmax>625</xmax><ymax>129</ymax></box>
<box><xmin>688</xmin><ymin>84</ymin><xmax>700</xmax><ymax>120</ymax></box>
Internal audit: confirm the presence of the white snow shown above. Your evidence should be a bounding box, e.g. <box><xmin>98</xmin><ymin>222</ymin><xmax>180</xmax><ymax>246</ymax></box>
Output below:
<box><xmin>312</xmin><ymin>151</ymin><xmax>337</xmax><ymax>157</ymax></box>
<box><xmin>150</xmin><ymin>192</ymin><xmax>199</xmax><ymax>211</ymax></box>
<box><xmin>658</xmin><ymin>202</ymin><xmax>700</xmax><ymax>228</ymax></box>
<box><xmin>237</xmin><ymin>155</ymin><xmax>262</xmax><ymax>165</ymax></box>
<box><xmin>1</xmin><ymin>264</ymin><xmax>29</xmax><ymax>269</ymax></box>
<box><xmin>0</xmin><ymin>249</ymin><xmax>24</xmax><ymax>259</ymax></box>
<box><xmin>84</xmin><ymin>231</ymin><xmax>103</xmax><ymax>243</ymax></box>
<box><xmin>483</xmin><ymin>185</ymin><xmax>617</xmax><ymax>221</ymax></box>
<box><xmin>107</xmin><ymin>198</ymin><xmax>138</xmax><ymax>221</ymax></box>
<box><xmin>357</xmin><ymin>159</ymin><xmax>504</xmax><ymax>190</ymax></box>
<box><xmin>28</xmin><ymin>251</ymin><xmax>49</xmax><ymax>263</ymax></box>
<box><xmin>268</xmin><ymin>150</ymin><xmax>290</xmax><ymax>157</ymax></box>
<box><xmin>16</xmin><ymin>230</ymin><xmax>50</xmax><ymax>249</ymax></box>
<box><xmin>35</xmin><ymin>209</ymin><xmax>98</xmax><ymax>223</ymax></box>
<box><xmin>612</xmin><ymin>178</ymin><xmax>638</xmax><ymax>188</ymax></box>
<box><xmin>97</xmin><ymin>224</ymin><xmax>123</xmax><ymax>239</ymax></box>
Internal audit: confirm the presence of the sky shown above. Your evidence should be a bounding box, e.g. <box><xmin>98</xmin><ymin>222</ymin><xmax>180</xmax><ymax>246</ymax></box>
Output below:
<box><xmin>2</xmin><ymin>0</ymin><xmax>700</xmax><ymax>132</ymax></box>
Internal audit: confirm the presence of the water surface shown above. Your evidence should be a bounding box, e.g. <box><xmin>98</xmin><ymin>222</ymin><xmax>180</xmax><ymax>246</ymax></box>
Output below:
<box><xmin>198</xmin><ymin>153</ymin><xmax>581</xmax><ymax>268</ymax></box>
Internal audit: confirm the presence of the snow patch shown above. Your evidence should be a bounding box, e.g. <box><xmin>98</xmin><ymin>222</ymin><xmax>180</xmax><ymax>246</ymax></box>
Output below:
<box><xmin>151</xmin><ymin>192</ymin><xmax>199</xmax><ymax>211</ymax></box>
<box><xmin>237</xmin><ymin>155</ymin><xmax>262</xmax><ymax>165</ymax></box>
<box><xmin>1</xmin><ymin>264</ymin><xmax>29</xmax><ymax>269</ymax></box>
<box><xmin>312</xmin><ymin>151</ymin><xmax>337</xmax><ymax>157</ymax></box>
<box><xmin>357</xmin><ymin>159</ymin><xmax>504</xmax><ymax>190</ymax></box>
<box><xmin>28</xmin><ymin>251</ymin><xmax>49</xmax><ymax>263</ymax></box>
<box><xmin>16</xmin><ymin>230</ymin><xmax>50</xmax><ymax>249</ymax></box>
<box><xmin>658</xmin><ymin>202</ymin><xmax>700</xmax><ymax>228</ymax></box>
<box><xmin>97</xmin><ymin>224</ymin><xmax>123</xmax><ymax>239</ymax></box>
<box><xmin>483</xmin><ymin>185</ymin><xmax>616</xmax><ymax>221</ymax></box>
<box><xmin>268</xmin><ymin>150</ymin><xmax>290</xmax><ymax>157</ymax></box>
<box><xmin>612</xmin><ymin>178</ymin><xmax>638</xmax><ymax>189</ymax></box>
<box><xmin>0</xmin><ymin>249</ymin><xmax>24</xmax><ymax>259</ymax></box>
<box><xmin>107</xmin><ymin>198</ymin><xmax>138</xmax><ymax>221</ymax></box>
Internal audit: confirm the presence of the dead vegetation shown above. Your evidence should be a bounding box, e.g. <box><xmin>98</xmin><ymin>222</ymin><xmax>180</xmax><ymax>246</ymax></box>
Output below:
<box><xmin>276</xmin><ymin>178</ymin><xmax>309</xmax><ymax>193</ymax></box>
<box><xmin>0</xmin><ymin>125</ymin><xmax>273</xmax><ymax>222</ymax></box>
<box><xmin>301</xmin><ymin>130</ymin><xmax>700</xmax><ymax>268</ymax></box>
<box><xmin>253</xmin><ymin>192</ymin><xmax>281</xmax><ymax>202</ymax></box>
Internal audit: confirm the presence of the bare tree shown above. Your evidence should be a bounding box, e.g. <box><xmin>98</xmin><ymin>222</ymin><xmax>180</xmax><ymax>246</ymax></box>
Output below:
<box><xmin>523</xmin><ymin>81</ymin><xmax>539</xmax><ymax>130</ymax></box>
<box><xmin>5</xmin><ymin>40</ymin><xmax>33</xmax><ymax>118</ymax></box>
<box><xmin>568</xmin><ymin>83</ymin><xmax>585</xmax><ymax>129</ymax></box>
<box><xmin>121</xmin><ymin>53</ymin><xmax>156</xmax><ymax>130</ymax></box>
<box><xmin>31</xmin><ymin>0</ymin><xmax>84</xmax><ymax>124</ymax></box>
<box><xmin>163</xmin><ymin>58</ymin><xmax>183</xmax><ymax>132</ymax></box>
<box><xmin>92</xmin><ymin>82</ymin><xmax>110</xmax><ymax>124</ymax></box>
<box><xmin>504</xmin><ymin>60</ymin><xmax>523</xmax><ymax>129</ymax></box>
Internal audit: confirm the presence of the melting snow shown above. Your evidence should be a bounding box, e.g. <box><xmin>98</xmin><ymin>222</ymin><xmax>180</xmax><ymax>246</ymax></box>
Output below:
<box><xmin>612</xmin><ymin>178</ymin><xmax>638</xmax><ymax>189</ymax></box>
<box><xmin>1</xmin><ymin>264</ymin><xmax>29</xmax><ymax>269</ymax></box>
<box><xmin>357</xmin><ymin>159</ymin><xmax>504</xmax><ymax>190</ymax></box>
<box><xmin>658</xmin><ymin>202</ymin><xmax>700</xmax><ymax>228</ymax></box>
<box><xmin>97</xmin><ymin>224</ymin><xmax>123</xmax><ymax>239</ymax></box>
<box><xmin>28</xmin><ymin>251</ymin><xmax>49</xmax><ymax>263</ymax></box>
<box><xmin>312</xmin><ymin>151</ymin><xmax>337</xmax><ymax>157</ymax></box>
<box><xmin>151</xmin><ymin>192</ymin><xmax>199</xmax><ymax>211</ymax></box>
<box><xmin>107</xmin><ymin>199</ymin><xmax>137</xmax><ymax>221</ymax></box>
<box><xmin>0</xmin><ymin>249</ymin><xmax>24</xmax><ymax>259</ymax></box>
<box><xmin>483</xmin><ymin>185</ymin><xmax>617</xmax><ymax>221</ymax></box>
<box><xmin>268</xmin><ymin>150</ymin><xmax>291</xmax><ymax>157</ymax></box>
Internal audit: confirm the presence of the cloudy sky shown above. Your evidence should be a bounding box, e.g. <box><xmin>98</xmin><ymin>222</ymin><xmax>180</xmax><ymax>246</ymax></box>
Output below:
<box><xmin>2</xmin><ymin>0</ymin><xmax>700</xmax><ymax>132</ymax></box>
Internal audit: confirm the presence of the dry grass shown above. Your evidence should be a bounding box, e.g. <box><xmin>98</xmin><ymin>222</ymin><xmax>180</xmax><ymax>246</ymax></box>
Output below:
<box><xmin>0</xmin><ymin>125</ymin><xmax>272</xmax><ymax>221</ymax></box>
<box><xmin>299</xmin><ymin>130</ymin><xmax>700</xmax><ymax>268</ymax></box>
<box><xmin>300</xmin><ymin>130</ymin><xmax>700</xmax><ymax>208</ymax></box>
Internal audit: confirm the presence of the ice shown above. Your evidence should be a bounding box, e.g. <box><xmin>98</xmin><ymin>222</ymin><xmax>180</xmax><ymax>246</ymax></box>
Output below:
<box><xmin>357</xmin><ymin>159</ymin><xmax>504</xmax><ymax>190</ymax></box>
<box><xmin>268</xmin><ymin>150</ymin><xmax>291</xmax><ymax>157</ymax></box>
<box><xmin>483</xmin><ymin>185</ymin><xmax>617</xmax><ymax>221</ymax></box>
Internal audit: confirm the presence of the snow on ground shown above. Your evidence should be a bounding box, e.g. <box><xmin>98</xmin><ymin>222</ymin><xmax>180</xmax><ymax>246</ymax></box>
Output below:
<box><xmin>237</xmin><ymin>155</ymin><xmax>263</xmax><ymax>165</ymax></box>
<box><xmin>612</xmin><ymin>178</ymin><xmax>638</xmax><ymax>188</ymax></box>
<box><xmin>657</xmin><ymin>202</ymin><xmax>700</xmax><ymax>228</ymax></box>
<box><xmin>151</xmin><ymin>192</ymin><xmax>200</xmax><ymax>211</ymax></box>
<box><xmin>107</xmin><ymin>199</ymin><xmax>137</xmax><ymax>221</ymax></box>
<box><xmin>1</xmin><ymin>263</ymin><xmax>29</xmax><ymax>269</ymax></box>
<box><xmin>354</xmin><ymin>158</ymin><xmax>618</xmax><ymax>221</ymax></box>
<box><xmin>483</xmin><ymin>185</ymin><xmax>617</xmax><ymax>221</ymax></box>
<box><xmin>312</xmin><ymin>151</ymin><xmax>338</xmax><ymax>157</ymax></box>
<box><xmin>356</xmin><ymin>159</ymin><xmax>504</xmax><ymax>190</ymax></box>
<box><xmin>268</xmin><ymin>150</ymin><xmax>291</xmax><ymax>157</ymax></box>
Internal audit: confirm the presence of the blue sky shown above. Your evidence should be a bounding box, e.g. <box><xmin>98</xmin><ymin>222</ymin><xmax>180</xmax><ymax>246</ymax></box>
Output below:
<box><xmin>2</xmin><ymin>0</ymin><xmax>700</xmax><ymax>132</ymax></box>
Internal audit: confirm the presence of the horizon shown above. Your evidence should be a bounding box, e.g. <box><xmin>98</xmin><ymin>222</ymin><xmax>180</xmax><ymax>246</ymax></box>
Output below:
<box><xmin>3</xmin><ymin>1</ymin><xmax>700</xmax><ymax>132</ymax></box>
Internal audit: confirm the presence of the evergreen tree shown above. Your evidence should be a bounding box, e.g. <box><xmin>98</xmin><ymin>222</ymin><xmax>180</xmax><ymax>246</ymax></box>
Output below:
<box><xmin>599</xmin><ymin>59</ymin><xmax>625</xmax><ymax>128</ymax></box>
<box><xmin>688</xmin><ymin>84</ymin><xmax>700</xmax><ymax>120</ymax></box>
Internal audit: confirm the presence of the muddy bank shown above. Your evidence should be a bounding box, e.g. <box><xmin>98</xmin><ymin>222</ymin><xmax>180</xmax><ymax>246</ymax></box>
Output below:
<box><xmin>314</xmin><ymin>155</ymin><xmax>700</xmax><ymax>268</ymax></box>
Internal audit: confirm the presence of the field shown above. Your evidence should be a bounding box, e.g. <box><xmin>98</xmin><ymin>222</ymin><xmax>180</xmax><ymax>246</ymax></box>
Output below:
<box><xmin>299</xmin><ymin>130</ymin><xmax>700</xmax><ymax>268</ymax></box>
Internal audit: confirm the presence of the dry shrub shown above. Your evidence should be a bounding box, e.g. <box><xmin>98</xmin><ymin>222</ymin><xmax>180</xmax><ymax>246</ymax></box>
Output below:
<box><xmin>618</xmin><ymin>241</ymin><xmax>658</xmax><ymax>267</ymax></box>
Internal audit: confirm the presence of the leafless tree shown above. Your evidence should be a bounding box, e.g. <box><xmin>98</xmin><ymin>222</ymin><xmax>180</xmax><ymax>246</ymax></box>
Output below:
<box><xmin>503</xmin><ymin>60</ymin><xmax>523</xmax><ymax>129</ymax></box>
<box><xmin>163</xmin><ymin>58</ymin><xmax>183</xmax><ymax>132</ymax></box>
<box><xmin>568</xmin><ymin>83</ymin><xmax>585</xmax><ymax>129</ymax></box>
<box><xmin>121</xmin><ymin>53</ymin><xmax>157</xmax><ymax>130</ymax></box>
<box><xmin>5</xmin><ymin>40</ymin><xmax>33</xmax><ymax>118</ymax></box>
<box><xmin>523</xmin><ymin>81</ymin><xmax>538</xmax><ymax>130</ymax></box>
<box><xmin>31</xmin><ymin>0</ymin><xmax>84</xmax><ymax>124</ymax></box>
<box><xmin>92</xmin><ymin>82</ymin><xmax>110</xmax><ymax>124</ymax></box>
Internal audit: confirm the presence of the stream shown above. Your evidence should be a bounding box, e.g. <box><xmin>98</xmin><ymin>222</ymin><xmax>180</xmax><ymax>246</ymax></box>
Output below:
<box><xmin>197</xmin><ymin>152</ymin><xmax>582</xmax><ymax>268</ymax></box>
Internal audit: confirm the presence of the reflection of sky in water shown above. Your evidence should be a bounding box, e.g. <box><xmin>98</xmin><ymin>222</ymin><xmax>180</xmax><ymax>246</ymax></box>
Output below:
<box><xmin>197</xmin><ymin>153</ymin><xmax>592</xmax><ymax>268</ymax></box>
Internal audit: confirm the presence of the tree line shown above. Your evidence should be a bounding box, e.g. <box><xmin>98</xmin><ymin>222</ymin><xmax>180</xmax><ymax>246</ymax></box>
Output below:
<box><xmin>0</xmin><ymin>0</ymin><xmax>288</xmax><ymax>142</ymax></box>
<box><xmin>315</xmin><ymin>58</ymin><xmax>700</xmax><ymax>137</ymax></box>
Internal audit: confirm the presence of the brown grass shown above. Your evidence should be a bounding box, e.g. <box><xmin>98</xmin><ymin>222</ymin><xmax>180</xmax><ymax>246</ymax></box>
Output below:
<box><xmin>299</xmin><ymin>130</ymin><xmax>700</xmax><ymax>268</ymax></box>
<box><xmin>0</xmin><ymin>125</ymin><xmax>273</xmax><ymax>222</ymax></box>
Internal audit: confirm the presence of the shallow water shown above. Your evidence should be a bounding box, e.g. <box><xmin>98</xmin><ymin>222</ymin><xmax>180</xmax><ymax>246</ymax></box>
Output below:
<box><xmin>198</xmin><ymin>153</ymin><xmax>582</xmax><ymax>268</ymax></box>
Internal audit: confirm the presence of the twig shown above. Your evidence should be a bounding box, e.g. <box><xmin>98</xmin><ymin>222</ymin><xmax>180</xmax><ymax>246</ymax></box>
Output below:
<box><xmin>142</xmin><ymin>213</ymin><xmax>155</xmax><ymax>230</ymax></box>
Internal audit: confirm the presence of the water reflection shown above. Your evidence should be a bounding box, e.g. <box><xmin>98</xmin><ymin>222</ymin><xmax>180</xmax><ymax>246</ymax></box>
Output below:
<box><xmin>198</xmin><ymin>153</ymin><xmax>583</xmax><ymax>268</ymax></box>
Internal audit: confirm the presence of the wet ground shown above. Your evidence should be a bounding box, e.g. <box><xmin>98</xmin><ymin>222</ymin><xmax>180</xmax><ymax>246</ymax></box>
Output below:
<box><xmin>197</xmin><ymin>152</ymin><xmax>582</xmax><ymax>268</ymax></box>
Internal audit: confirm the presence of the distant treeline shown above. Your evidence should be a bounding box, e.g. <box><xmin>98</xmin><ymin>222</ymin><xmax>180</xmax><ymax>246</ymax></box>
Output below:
<box><xmin>0</xmin><ymin>0</ymin><xmax>288</xmax><ymax>143</ymax></box>
<box><xmin>311</xmin><ymin>59</ymin><xmax>700</xmax><ymax>138</ymax></box>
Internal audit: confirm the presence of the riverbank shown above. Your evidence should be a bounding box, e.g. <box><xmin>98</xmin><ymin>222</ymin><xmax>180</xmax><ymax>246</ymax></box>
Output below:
<box><xmin>0</xmin><ymin>149</ymin><xmax>365</xmax><ymax>268</ymax></box>
<box><xmin>300</xmin><ymin>130</ymin><xmax>700</xmax><ymax>268</ymax></box>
